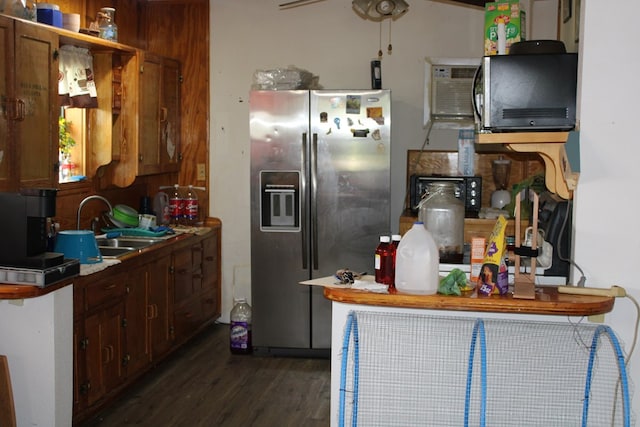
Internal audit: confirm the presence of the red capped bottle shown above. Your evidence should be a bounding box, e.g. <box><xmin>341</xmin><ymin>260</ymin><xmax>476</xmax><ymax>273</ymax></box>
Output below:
<box><xmin>374</xmin><ymin>235</ymin><xmax>395</xmax><ymax>288</ymax></box>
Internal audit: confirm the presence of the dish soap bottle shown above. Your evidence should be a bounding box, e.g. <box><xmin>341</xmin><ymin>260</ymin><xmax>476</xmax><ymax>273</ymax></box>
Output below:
<box><xmin>230</xmin><ymin>298</ymin><xmax>252</xmax><ymax>355</ymax></box>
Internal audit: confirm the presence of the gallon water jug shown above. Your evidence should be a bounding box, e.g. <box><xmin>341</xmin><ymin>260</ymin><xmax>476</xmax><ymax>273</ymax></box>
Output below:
<box><xmin>395</xmin><ymin>222</ymin><xmax>439</xmax><ymax>294</ymax></box>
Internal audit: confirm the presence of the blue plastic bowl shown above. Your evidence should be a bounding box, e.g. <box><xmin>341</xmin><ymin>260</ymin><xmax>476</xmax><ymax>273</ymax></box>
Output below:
<box><xmin>54</xmin><ymin>230</ymin><xmax>102</xmax><ymax>264</ymax></box>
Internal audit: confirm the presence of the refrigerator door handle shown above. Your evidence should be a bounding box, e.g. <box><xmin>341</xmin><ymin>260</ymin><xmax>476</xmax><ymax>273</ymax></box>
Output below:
<box><xmin>311</xmin><ymin>133</ymin><xmax>319</xmax><ymax>270</ymax></box>
<box><xmin>301</xmin><ymin>132</ymin><xmax>309</xmax><ymax>270</ymax></box>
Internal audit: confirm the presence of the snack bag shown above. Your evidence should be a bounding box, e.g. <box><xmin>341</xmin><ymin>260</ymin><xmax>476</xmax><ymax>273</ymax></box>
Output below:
<box><xmin>477</xmin><ymin>215</ymin><xmax>508</xmax><ymax>296</ymax></box>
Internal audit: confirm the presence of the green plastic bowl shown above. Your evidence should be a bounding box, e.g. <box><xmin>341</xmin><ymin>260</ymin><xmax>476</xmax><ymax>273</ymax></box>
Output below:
<box><xmin>112</xmin><ymin>204</ymin><xmax>139</xmax><ymax>227</ymax></box>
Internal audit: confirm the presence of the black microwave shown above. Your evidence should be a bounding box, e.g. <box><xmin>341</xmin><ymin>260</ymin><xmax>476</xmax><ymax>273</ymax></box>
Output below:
<box><xmin>409</xmin><ymin>175</ymin><xmax>482</xmax><ymax>217</ymax></box>
<box><xmin>474</xmin><ymin>53</ymin><xmax>578</xmax><ymax>131</ymax></box>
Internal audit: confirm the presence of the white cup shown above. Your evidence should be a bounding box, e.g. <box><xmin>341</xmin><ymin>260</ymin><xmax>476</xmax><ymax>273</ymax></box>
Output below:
<box><xmin>139</xmin><ymin>214</ymin><xmax>157</xmax><ymax>230</ymax></box>
<box><xmin>62</xmin><ymin>13</ymin><xmax>80</xmax><ymax>32</ymax></box>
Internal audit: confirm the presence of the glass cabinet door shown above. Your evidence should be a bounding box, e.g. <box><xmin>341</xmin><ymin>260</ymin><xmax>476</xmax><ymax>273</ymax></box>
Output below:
<box><xmin>15</xmin><ymin>21</ymin><xmax>58</xmax><ymax>189</ymax></box>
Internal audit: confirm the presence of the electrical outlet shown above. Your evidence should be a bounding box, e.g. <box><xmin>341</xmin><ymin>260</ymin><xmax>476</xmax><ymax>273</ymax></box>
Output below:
<box><xmin>197</xmin><ymin>163</ymin><xmax>206</xmax><ymax>180</ymax></box>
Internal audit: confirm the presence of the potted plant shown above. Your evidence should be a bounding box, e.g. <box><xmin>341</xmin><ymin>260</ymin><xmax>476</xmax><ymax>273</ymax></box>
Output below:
<box><xmin>59</xmin><ymin>116</ymin><xmax>76</xmax><ymax>159</ymax></box>
<box><xmin>59</xmin><ymin>116</ymin><xmax>76</xmax><ymax>180</ymax></box>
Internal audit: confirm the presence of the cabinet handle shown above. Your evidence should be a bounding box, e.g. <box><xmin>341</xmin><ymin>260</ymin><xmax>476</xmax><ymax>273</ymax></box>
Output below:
<box><xmin>4</xmin><ymin>98</ymin><xmax>25</xmax><ymax>121</ymax></box>
<box><xmin>102</xmin><ymin>345</ymin><xmax>114</xmax><ymax>363</ymax></box>
<box><xmin>160</xmin><ymin>107</ymin><xmax>168</xmax><ymax>123</ymax></box>
<box><xmin>147</xmin><ymin>304</ymin><xmax>158</xmax><ymax>320</ymax></box>
<box><xmin>104</xmin><ymin>284</ymin><xmax>117</xmax><ymax>290</ymax></box>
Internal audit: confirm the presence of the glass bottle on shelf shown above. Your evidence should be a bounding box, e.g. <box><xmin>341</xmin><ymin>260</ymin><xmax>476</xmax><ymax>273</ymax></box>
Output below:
<box><xmin>97</xmin><ymin>7</ymin><xmax>118</xmax><ymax>42</ymax></box>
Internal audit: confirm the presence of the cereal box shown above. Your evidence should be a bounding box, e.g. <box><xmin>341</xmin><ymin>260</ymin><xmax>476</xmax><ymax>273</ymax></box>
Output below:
<box><xmin>484</xmin><ymin>1</ymin><xmax>526</xmax><ymax>56</ymax></box>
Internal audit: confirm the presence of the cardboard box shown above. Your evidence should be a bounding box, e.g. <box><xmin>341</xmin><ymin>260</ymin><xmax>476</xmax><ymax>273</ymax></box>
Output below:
<box><xmin>470</xmin><ymin>237</ymin><xmax>486</xmax><ymax>284</ymax></box>
<box><xmin>484</xmin><ymin>1</ymin><xmax>526</xmax><ymax>55</ymax></box>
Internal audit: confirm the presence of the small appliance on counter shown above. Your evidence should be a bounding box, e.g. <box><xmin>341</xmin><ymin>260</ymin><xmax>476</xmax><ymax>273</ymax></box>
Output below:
<box><xmin>0</xmin><ymin>189</ymin><xmax>79</xmax><ymax>287</ymax></box>
<box><xmin>409</xmin><ymin>175</ymin><xmax>482</xmax><ymax>217</ymax></box>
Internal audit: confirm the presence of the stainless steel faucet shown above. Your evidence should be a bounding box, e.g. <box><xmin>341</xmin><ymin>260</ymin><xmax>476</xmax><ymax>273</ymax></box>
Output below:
<box><xmin>77</xmin><ymin>195</ymin><xmax>113</xmax><ymax>230</ymax></box>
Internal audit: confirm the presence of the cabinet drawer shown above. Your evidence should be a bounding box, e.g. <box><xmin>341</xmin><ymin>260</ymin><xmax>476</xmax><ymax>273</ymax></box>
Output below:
<box><xmin>173</xmin><ymin>300</ymin><xmax>203</xmax><ymax>343</ymax></box>
<box><xmin>86</xmin><ymin>274</ymin><xmax>127</xmax><ymax>310</ymax></box>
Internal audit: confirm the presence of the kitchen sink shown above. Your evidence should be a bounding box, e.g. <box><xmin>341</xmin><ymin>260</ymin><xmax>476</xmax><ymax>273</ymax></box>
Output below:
<box><xmin>96</xmin><ymin>237</ymin><xmax>161</xmax><ymax>249</ymax></box>
<box><xmin>97</xmin><ymin>236</ymin><xmax>167</xmax><ymax>258</ymax></box>
<box><xmin>99</xmin><ymin>247</ymin><xmax>137</xmax><ymax>258</ymax></box>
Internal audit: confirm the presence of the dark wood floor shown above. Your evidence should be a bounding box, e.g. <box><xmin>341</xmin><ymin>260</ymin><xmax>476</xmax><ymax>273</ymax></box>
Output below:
<box><xmin>79</xmin><ymin>322</ymin><xmax>331</xmax><ymax>427</ymax></box>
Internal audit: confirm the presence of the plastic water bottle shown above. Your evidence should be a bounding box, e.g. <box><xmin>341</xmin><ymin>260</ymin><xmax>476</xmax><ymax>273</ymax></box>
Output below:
<box><xmin>169</xmin><ymin>184</ymin><xmax>184</xmax><ymax>226</ymax></box>
<box><xmin>395</xmin><ymin>222</ymin><xmax>439</xmax><ymax>294</ymax></box>
<box><xmin>230</xmin><ymin>298</ymin><xmax>252</xmax><ymax>355</ymax></box>
<box><xmin>184</xmin><ymin>185</ymin><xmax>199</xmax><ymax>226</ymax></box>
<box><xmin>374</xmin><ymin>235</ymin><xmax>395</xmax><ymax>287</ymax></box>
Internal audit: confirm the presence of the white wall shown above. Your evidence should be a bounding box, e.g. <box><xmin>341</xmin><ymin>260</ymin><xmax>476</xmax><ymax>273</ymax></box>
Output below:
<box><xmin>211</xmin><ymin>0</ymin><xmax>640</xmax><ymax>414</ymax></box>
<box><xmin>574</xmin><ymin>0</ymin><xmax>640</xmax><ymax>415</ymax></box>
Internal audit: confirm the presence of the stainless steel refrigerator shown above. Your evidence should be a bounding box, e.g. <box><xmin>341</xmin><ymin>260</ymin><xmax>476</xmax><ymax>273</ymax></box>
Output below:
<box><xmin>250</xmin><ymin>90</ymin><xmax>391</xmax><ymax>356</ymax></box>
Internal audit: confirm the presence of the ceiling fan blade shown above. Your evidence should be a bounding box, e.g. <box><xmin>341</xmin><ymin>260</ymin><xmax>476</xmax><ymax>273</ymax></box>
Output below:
<box><xmin>279</xmin><ymin>0</ymin><xmax>315</xmax><ymax>7</ymax></box>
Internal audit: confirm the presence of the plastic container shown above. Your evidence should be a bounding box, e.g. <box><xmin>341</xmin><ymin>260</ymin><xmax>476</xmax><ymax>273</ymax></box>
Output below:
<box><xmin>418</xmin><ymin>181</ymin><xmax>465</xmax><ymax>264</ymax></box>
<box><xmin>153</xmin><ymin>191</ymin><xmax>170</xmax><ymax>225</ymax></box>
<box><xmin>184</xmin><ymin>185</ymin><xmax>199</xmax><ymax>226</ymax></box>
<box><xmin>169</xmin><ymin>184</ymin><xmax>184</xmax><ymax>226</ymax></box>
<box><xmin>36</xmin><ymin>3</ymin><xmax>62</xmax><ymax>28</ymax></box>
<box><xmin>97</xmin><ymin>7</ymin><xmax>118</xmax><ymax>42</ymax></box>
<box><xmin>54</xmin><ymin>230</ymin><xmax>102</xmax><ymax>264</ymax></box>
<box><xmin>395</xmin><ymin>222</ymin><xmax>439</xmax><ymax>295</ymax></box>
<box><xmin>374</xmin><ymin>235</ymin><xmax>395</xmax><ymax>287</ymax></box>
<box><xmin>230</xmin><ymin>298</ymin><xmax>252</xmax><ymax>354</ymax></box>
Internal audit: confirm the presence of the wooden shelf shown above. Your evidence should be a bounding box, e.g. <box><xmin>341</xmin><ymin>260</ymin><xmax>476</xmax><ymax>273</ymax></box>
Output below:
<box><xmin>476</xmin><ymin>131</ymin><xmax>579</xmax><ymax>199</ymax></box>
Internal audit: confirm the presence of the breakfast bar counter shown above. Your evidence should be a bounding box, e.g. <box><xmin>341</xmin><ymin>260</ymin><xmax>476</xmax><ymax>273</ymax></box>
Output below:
<box><xmin>324</xmin><ymin>285</ymin><xmax>622</xmax><ymax>426</ymax></box>
<box><xmin>323</xmin><ymin>285</ymin><xmax>615</xmax><ymax>316</ymax></box>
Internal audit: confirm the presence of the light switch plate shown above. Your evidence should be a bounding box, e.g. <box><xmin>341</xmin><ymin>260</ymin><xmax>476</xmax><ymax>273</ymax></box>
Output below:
<box><xmin>197</xmin><ymin>163</ymin><xmax>206</xmax><ymax>180</ymax></box>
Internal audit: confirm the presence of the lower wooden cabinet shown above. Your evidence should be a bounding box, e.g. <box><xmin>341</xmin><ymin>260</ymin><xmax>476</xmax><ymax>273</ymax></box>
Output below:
<box><xmin>73</xmin><ymin>223</ymin><xmax>221</xmax><ymax>423</ymax></box>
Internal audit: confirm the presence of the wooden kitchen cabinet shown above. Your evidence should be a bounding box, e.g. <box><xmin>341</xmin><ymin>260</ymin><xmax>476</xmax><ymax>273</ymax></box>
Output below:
<box><xmin>139</xmin><ymin>52</ymin><xmax>181</xmax><ymax>176</ymax></box>
<box><xmin>148</xmin><ymin>253</ymin><xmax>173</xmax><ymax>360</ymax></box>
<box><xmin>123</xmin><ymin>265</ymin><xmax>150</xmax><ymax>378</ymax></box>
<box><xmin>172</xmin><ymin>241</ymin><xmax>204</xmax><ymax>344</ymax></box>
<box><xmin>73</xmin><ymin>224</ymin><xmax>222</xmax><ymax>424</ymax></box>
<box><xmin>201</xmin><ymin>226</ymin><xmax>221</xmax><ymax>322</ymax></box>
<box><xmin>0</xmin><ymin>15</ymin><xmax>59</xmax><ymax>191</ymax></box>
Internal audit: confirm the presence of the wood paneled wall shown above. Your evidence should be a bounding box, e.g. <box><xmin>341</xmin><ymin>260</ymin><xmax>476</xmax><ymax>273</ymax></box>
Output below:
<box><xmin>54</xmin><ymin>0</ymin><xmax>209</xmax><ymax>228</ymax></box>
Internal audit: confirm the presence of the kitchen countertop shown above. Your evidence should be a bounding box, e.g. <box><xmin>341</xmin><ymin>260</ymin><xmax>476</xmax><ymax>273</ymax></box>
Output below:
<box><xmin>0</xmin><ymin>226</ymin><xmax>208</xmax><ymax>300</ymax></box>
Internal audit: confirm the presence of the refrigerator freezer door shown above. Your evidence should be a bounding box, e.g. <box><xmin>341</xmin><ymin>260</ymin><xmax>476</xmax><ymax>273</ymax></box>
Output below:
<box><xmin>250</xmin><ymin>90</ymin><xmax>312</xmax><ymax>349</ymax></box>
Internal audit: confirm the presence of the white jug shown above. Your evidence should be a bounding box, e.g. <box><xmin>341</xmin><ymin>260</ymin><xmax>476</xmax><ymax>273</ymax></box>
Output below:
<box><xmin>395</xmin><ymin>222</ymin><xmax>439</xmax><ymax>295</ymax></box>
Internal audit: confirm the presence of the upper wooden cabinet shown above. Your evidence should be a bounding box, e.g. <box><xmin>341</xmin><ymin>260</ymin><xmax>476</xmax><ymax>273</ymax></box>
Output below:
<box><xmin>139</xmin><ymin>52</ymin><xmax>181</xmax><ymax>176</ymax></box>
<box><xmin>108</xmin><ymin>51</ymin><xmax>181</xmax><ymax>187</ymax></box>
<box><xmin>0</xmin><ymin>16</ymin><xmax>59</xmax><ymax>191</ymax></box>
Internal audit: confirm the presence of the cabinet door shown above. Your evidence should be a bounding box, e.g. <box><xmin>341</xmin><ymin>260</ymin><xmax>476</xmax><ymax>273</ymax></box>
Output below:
<box><xmin>148</xmin><ymin>254</ymin><xmax>173</xmax><ymax>359</ymax></box>
<box><xmin>159</xmin><ymin>57</ymin><xmax>180</xmax><ymax>172</ymax></box>
<box><xmin>201</xmin><ymin>231</ymin><xmax>221</xmax><ymax>320</ymax></box>
<box><xmin>84</xmin><ymin>302</ymin><xmax>125</xmax><ymax>407</ymax></box>
<box><xmin>73</xmin><ymin>320</ymin><xmax>86</xmax><ymax>415</ymax></box>
<box><xmin>124</xmin><ymin>266</ymin><xmax>150</xmax><ymax>378</ymax></box>
<box><xmin>139</xmin><ymin>53</ymin><xmax>162</xmax><ymax>175</ymax></box>
<box><xmin>138</xmin><ymin>53</ymin><xmax>181</xmax><ymax>176</ymax></box>
<box><xmin>14</xmin><ymin>21</ymin><xmax>58</xmax><ymax>189</ymax></box>
<box><xmin>173</xmin><ymin>244</ymin><xmax>196</xmax><ymax>305</ymax></box>
<box><xmin>0</xmin><ymin>16</ymin><xmax>14</xmax><ymax>191</ymax></box>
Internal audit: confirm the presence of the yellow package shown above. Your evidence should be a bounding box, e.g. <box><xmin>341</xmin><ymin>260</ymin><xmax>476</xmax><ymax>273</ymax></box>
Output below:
<box><xmin>477</xmin><ymin>216</ymin><xmax>508</xmax><ymax>296</ymax></box>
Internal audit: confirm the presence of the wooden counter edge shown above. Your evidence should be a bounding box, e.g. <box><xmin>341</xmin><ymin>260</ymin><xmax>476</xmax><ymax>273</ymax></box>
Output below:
<box><xmin>323</xmin><ymin>286</ymin><xmax>615</xmax><ymax>316</ymax></box>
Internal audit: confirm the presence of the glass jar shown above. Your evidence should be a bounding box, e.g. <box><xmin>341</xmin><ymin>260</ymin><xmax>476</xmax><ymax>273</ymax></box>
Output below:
<box><xmin>418</xmin><ymin>181</ymin><xmax>465</xmax><ymax>263</ymax></box>
<box><xmin>97</xmin><ymin>7</ymin><xmax>118</xmax><ymax>42</ymax></box>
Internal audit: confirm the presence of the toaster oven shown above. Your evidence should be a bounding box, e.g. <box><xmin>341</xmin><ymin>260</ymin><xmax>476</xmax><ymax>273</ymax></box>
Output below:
<box><xmin>409</xmin><ymin>175</ymin><xmax>482</xmax><ymax>217</ymax></box>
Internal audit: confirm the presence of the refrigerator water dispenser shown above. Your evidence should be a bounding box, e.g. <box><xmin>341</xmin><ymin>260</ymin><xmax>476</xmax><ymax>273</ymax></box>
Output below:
<box><xmin>260</xmin><ymin>171</ymin><xmax>300</xmax><ymax>231</ymax></box>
